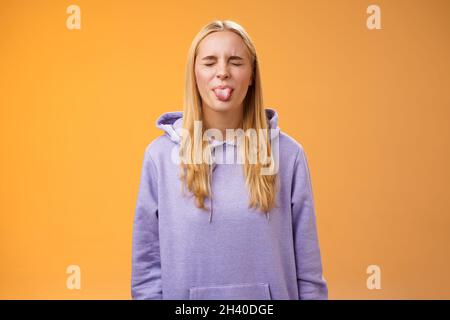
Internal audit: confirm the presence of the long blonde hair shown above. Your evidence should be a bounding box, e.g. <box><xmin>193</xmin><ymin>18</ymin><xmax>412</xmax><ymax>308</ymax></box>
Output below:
<box><xmin>180</xmin><ymin>20</ymin><xmax>278</xmax><ymax>214</ymax></box>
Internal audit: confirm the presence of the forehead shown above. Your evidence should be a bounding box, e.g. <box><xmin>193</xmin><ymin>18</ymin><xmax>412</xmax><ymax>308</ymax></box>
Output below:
<box><xmin>197</xmin><ymin>31</ymin><xmax>249</xmax><ymax>58</ymax></box>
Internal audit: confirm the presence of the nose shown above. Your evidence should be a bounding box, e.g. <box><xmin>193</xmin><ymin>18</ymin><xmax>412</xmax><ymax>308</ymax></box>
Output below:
<box><xmin>216</xmin><ymin>62</ymin><xmax>229</xmax><ymax>80</ymax></box>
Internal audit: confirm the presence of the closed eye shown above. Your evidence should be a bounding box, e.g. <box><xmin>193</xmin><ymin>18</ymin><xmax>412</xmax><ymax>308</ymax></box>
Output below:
<box><xmin>204</xmin><ymin>63</ymin><xmax>242</xmax><ymax>66</ymax></box>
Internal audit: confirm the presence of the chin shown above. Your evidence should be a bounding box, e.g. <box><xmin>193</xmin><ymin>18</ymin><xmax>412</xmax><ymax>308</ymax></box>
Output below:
<box><xmin>206</xmin><ymin>101</ymin><xmax>238</xmax><ymax>113</ymax></box>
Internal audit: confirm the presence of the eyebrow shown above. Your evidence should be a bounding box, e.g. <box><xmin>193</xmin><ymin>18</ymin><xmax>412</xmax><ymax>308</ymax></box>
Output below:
<box><xmin>201</xmin><ymin>55</ymin><xmax>244</xmax><ymax>61</ymax></box>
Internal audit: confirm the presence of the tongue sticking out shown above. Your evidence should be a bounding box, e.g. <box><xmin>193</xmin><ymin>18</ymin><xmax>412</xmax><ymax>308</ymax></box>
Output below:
<box><xmin>214</xmin><ymin>88</ymin><xmax>233</xmax><ymax>102</ymax></box>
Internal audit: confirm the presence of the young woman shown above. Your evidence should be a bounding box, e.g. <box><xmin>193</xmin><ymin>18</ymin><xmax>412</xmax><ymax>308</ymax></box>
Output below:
<box><xmin>131</xmin><ymin>20</ymin><xmax>328</xmax><ymax>300</ymax></box>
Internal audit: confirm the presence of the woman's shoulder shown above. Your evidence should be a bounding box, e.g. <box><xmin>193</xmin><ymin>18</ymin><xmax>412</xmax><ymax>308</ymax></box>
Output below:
<box><xmin>278</xmin><ymin>130</ymin><xmax>306</xmax><ymax>159</ymax></box>
<box><xmin>142</xmin><ymin>134</ymin><xmax>177</xmax><ymax>163</ymax></box>
<box><xmin>276</xmin><ymin>131</ymin><xmax>313</xmax><ymax>179</ymax></box>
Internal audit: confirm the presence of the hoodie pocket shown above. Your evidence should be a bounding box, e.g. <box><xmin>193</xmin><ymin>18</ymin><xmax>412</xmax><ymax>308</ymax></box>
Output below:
<box><xmin>189</xmin><ymin>282</ymin><xmax>272</xmax><ymax>300</ymax></box>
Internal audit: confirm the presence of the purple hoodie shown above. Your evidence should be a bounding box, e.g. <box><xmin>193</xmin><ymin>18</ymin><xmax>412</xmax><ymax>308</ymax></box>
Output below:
<box><xmin>131</xmin><ymin>108</ymin><xmax>328</xmax><ymax>300</ymax></box>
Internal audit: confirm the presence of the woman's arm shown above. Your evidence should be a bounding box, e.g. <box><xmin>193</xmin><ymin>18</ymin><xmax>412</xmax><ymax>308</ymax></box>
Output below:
<box><xmin>131</xmin><ymin>146</ymin><xmax>163</xmax><ymax>299</ymax></box>
<box><xmin>291</xmin><ymin>145</ymin><xmax>328</xmax><ymax>300</ymax></box>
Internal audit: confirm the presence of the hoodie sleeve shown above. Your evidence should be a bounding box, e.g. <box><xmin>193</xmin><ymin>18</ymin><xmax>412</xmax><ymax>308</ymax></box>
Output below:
<box><xmin>291</xmin><ymin>145</ymin><xmax>328</xmax><ymax>300</ymax></box>
<box><xmin>131</xmin><ymin>146</ymin><xmax>163</xmax><ymax>299</ymax></box>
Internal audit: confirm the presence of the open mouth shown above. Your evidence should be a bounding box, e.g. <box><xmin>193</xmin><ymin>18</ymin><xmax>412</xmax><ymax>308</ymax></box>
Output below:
<box><xmin>212</xmin><ymin>87</ymin><xmax>234</xmax><ymax>102</ymax></box>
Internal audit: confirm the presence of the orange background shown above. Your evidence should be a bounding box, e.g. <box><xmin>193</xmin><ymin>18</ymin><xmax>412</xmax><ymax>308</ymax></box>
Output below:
<box><xmin>1</xmin><ymin>0</ymin><xmax>449</xmax><ymax>299</ymax></box>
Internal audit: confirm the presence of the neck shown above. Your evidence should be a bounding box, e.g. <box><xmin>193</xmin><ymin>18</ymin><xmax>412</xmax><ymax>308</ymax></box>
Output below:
<box><xmin>202</xmin><ymin>106</ymin><xmax>244</xmax><ymax>141</ymax></box>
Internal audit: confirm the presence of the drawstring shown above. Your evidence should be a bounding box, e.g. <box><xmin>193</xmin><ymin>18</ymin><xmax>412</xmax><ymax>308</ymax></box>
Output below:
<box><xmin>209</xmin><ymin>146</ymin><xmax>215</xmax><ymax>223</ymax></box>
<box><xmin>209</xmin><ymin>162</ymin><xmax>213</xmax><ymax>223</ymax></box>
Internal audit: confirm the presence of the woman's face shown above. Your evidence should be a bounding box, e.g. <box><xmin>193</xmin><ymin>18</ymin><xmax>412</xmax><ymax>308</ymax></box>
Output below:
<box><xmin>194</xmin><ymin>31</ymin><xmax>253</xmax><ymax>114</ymax></box>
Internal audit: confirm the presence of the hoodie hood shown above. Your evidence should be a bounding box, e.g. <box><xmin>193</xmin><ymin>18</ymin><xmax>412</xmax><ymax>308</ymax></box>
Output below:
<box><xmin>155</xmin><ymin>108</ymin><xmax>280</xmax><ymax>223</ymax></box>
<box><xmin>156</xmin><ymin>108</ymin><xmax>280</xmax><ymax>145</ymax></box>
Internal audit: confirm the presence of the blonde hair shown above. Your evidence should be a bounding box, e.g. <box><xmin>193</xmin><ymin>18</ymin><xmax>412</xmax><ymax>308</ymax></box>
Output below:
<box><xmin>180</xmin><ymin>20</ymin><xmax>278</xmax><ymax>214</ymax></box>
